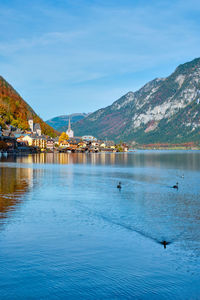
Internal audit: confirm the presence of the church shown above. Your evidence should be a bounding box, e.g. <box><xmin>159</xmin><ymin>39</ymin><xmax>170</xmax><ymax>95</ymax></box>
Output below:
<box><xmin>66</xmin><ymin>118</ymin><xmax>74</xmax><ymax>138</ymax></box>
<box><xmin>28</xmin><ymin>119</ymin><xmax>42</xmax><ymax>136</ymax></box>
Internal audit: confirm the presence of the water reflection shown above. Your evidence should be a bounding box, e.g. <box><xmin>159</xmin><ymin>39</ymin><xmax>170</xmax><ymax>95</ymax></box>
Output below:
<box><xmin>0</xmin><ymin>151</ymin><xmax>200</xmax><ymax>171</ymax></box>
<box><xmin>0</xmin><ymin>152</ymin><xmax>200</xmax><ymax>298</ymax></box>
<box><xmin>0</xmin><ymin>167</ymin><xmax>33</xmax><ymax>220</ymax></box>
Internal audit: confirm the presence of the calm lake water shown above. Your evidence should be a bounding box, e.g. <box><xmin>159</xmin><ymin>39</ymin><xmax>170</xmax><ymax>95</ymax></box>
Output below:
<box><xmin>0</xmin><ymin>151</ymin><xmax>200</xmax><ymax>299</ymax></box>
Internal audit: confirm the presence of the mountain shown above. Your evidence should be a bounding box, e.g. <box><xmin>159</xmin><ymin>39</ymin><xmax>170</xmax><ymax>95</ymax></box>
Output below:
<box><xmin>72</xmin><ymin>58</ymin><xmax>200</xmax><ymax>144</ymax></box>
<box><xmin>46</xmin><ymin>113</ymin><xmax>89</xmax><ymax>132</ymax></box>
<box><xmin>0</xmin><ymin>76</ymin><xmax>57</xmax><ymax>137</ymax></box>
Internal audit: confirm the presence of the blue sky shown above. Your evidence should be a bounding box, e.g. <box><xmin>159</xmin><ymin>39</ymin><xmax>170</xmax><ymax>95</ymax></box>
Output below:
<box><xmin>0</xmin><ymin>0</ymin><xmax>200</xmax><ymax>120</ymax></box>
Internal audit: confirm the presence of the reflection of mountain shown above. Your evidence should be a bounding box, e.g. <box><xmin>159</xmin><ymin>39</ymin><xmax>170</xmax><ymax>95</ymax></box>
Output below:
<box><xmin>0</xmin><ymin>167</ymin><xmax>32</xmax><ymax>219</ymax></box>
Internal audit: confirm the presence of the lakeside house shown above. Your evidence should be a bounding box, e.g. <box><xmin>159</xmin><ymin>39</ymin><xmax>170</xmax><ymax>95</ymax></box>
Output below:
<box><xmin>20</xmin><ymin>135</ymin><xmax>47</xmax><ymax>149</ymax></box>
<box><xmin>46</xmin><ymin>139</ymin><xmax>55</xmax><ymax>151</ymax></box>
<box><xmin>59</xmin><ymin>140</ymin><xmax>70</xmax><ymax>148</ymax></box>
<box><xmin>81</xmin><ymin>135</ymin><xmax>97</xmax><ymax>142</ymax></box>
<box><xmin>78</xmin><ymin>141</ymin><xmax>87</xmax><ymax>148</ymax></box>
<box><xmin>58</xmin><ymin>136</ymin><xmax>128</xmax><ymax>153</ymax></box>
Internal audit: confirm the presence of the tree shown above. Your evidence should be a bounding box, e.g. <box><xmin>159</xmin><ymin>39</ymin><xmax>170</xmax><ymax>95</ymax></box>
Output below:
<box><xmin>116</xmin><ymin>142</ymin><xmax>123</xmax><ymax>152</ymax></box>
<box><xmin>59</xmin><ymin>132</ymin><xmax>69</xmax><ymax>144</ymax></box>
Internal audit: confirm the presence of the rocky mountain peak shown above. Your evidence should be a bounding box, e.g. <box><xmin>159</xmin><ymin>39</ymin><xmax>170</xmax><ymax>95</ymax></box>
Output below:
<box><xmin>72</xmin><ymin>57</ymin><xmax>200</xmax><ymax>144</ymax></box>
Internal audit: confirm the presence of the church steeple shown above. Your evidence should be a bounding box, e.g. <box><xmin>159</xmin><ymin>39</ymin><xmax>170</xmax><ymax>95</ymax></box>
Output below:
<box><xmin>68</xmin><ymin>117</ymin><xmax>71</xmax><ymax>130</ymax></box>
<box><xmin>66</xmin><ymin>116</ymin><xmax>74</xmax><ymax>138</ymax></box>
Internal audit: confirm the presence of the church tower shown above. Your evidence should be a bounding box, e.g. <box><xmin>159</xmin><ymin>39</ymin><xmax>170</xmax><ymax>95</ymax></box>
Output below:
<box><xmin>28</xmin><ymin>119</ymin><xmax>34</xmax><ymax>132</ymax></box>
<box><xmin>66</xmin><ymin>117</ymin><xmax>74</xmax><ymax>138</ymax></box>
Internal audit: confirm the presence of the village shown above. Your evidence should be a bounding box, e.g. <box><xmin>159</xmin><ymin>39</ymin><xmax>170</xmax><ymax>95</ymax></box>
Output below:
<box><xmin>0</xmin><ymin>118</ymin><xmax>129</xmax><ymax>154</ymax></box>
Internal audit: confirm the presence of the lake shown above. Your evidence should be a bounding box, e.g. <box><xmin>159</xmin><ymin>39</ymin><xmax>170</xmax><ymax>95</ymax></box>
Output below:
<box><xmin>0</xmin><ymin>151</ymin><xmax>200</xmax><ymax>299</ymax></box>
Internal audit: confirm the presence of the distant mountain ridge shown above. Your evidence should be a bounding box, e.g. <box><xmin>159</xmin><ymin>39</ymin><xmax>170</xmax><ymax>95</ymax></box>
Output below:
<box><xmin>72</xmin><ymin>57</ymin><xmax>200</xmax><ymax>144</ymax></box>
<box><xmin>46</xmin><ymin>113</ymin><xmax>89</xmax><ymax>131</ymax></box>
<box><xmin>0</xmin><ymin>76</ymin><xmax>57</xmax><ymax>137</ymax></box>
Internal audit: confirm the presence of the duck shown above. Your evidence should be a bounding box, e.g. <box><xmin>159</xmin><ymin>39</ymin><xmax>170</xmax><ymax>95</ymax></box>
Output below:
<box><xmin>172</xmin><ymin>182</ymin><xmax>178</xmax><ymax>189</ymax></box>
<box><xmin>117</xmin><ymin>182</ymin><xmax>122</xmax><ymax>189</ymax></box>
<box><xmin>161</xmin><ymin>240</ymin><xmax>168</xmax><ymax>249</ymax></box>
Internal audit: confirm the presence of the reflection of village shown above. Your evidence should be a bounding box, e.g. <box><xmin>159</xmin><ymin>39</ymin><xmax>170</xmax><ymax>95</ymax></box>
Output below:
<box><xmin>0</xmin><ymin>118</ymin><xmax>128</xmax><ymax>153</ymax></box>
<box><xmin>15</xmin><ymin>152</ymin><xmax>129</xmax><ymax>165</ymax></box>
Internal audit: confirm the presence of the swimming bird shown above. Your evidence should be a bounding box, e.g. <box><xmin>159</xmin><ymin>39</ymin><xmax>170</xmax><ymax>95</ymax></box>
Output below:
<box><xmin>172</xmin><ymin>182</ymin><xmax>178</xmax><ymax>189</ymax></box>
<box><xmin>117</xmin><ymin>182</ymin><xmax>121</xmax><ymax>189</ymax></box>
<box><xmin>160</xmin><ymin>240</ymin><xmax>170</xmax><ymax>249</ymax></box>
